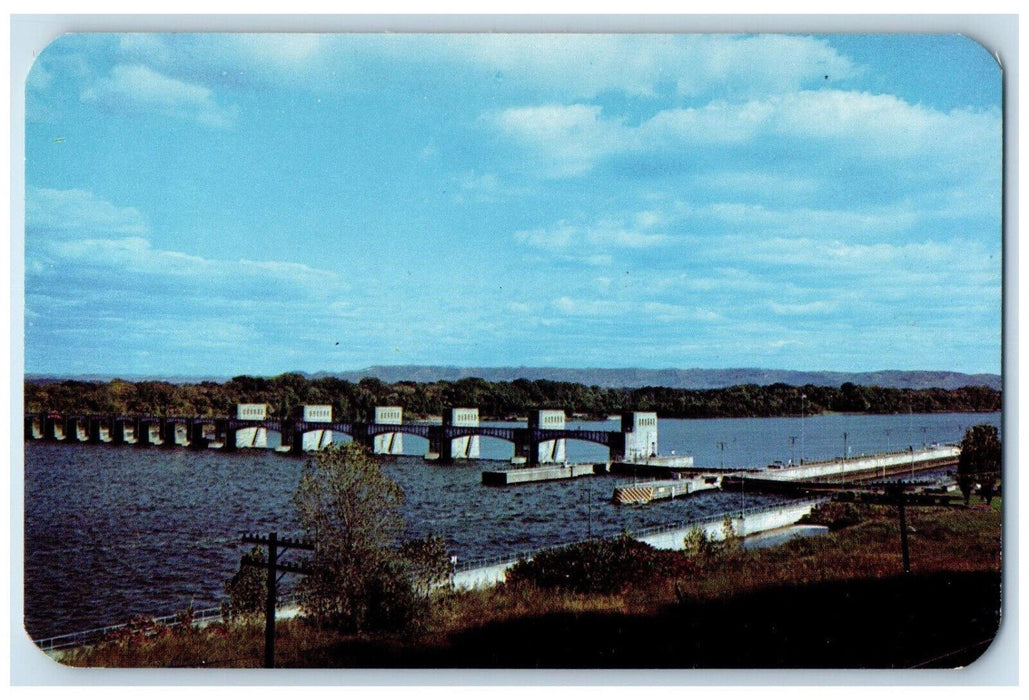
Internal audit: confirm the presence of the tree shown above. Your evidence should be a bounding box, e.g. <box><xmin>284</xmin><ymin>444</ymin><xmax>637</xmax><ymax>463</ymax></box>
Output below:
<box><xmin>293</xmin><ymin>442</ymin><xmax>447</xmax><ymax>633</ymax></box>
<box><xmin>958</xmin><ymin>424</ymin><xmax>1002</xmax><ymax>506</ymax></box>
<box><xmin>223</xmin><ymin>546</ymin><xmax>268</xmax><ymax>622</ymax></box>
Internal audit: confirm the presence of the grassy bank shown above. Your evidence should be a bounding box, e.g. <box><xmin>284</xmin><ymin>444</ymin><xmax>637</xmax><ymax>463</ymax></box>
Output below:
<box><xmin>59</xmin><ymin>499</ymin><xmax>1002</xmax><ymax>669</ymax></box>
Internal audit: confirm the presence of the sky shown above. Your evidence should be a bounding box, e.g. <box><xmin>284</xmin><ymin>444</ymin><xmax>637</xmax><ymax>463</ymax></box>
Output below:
<box><xmin>22</xmin><ymin>32</ymin><xmax>1003</xmax><ymax>377</ymax></box>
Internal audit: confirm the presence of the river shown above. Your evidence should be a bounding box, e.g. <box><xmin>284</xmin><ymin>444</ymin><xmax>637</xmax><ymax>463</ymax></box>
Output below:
<box><xmin>22</xmin><ymin>411</ymin><xmax>1000</xmax><ymax>640</ymax></box>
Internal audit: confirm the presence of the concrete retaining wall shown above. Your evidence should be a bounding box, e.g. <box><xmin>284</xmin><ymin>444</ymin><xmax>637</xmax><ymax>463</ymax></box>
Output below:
<box><xmin>759</xmin><ymin>446</ymin><xmax>959</xmax><ymax>482</ymax></box>
<box><xmin>636</xmin><ymin>500</ymin><xmax>824</xmax><ymax>550</ymax></box>
<box><xmin>453</xmin><ymin>561</ymin><xmax>517</xmax><ymax>589</ymax></box>
<box><xmin>451</xmin><ymin>500</ymin><xmax>826</xmax><ymax>589</ymax></box>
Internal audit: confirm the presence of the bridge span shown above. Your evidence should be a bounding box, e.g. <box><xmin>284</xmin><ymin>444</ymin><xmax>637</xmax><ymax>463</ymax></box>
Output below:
<box><xmin>24</xmin><ymin>406</ymin><xmax>660</xmax><ymax>467</ymax></box>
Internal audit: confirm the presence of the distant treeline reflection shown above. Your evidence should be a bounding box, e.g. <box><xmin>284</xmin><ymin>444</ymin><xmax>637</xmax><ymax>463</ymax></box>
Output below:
<box><xmin>24</xmin><ymin>375</ymin><xmax>1002</xmax><ymax>421</ymax></box>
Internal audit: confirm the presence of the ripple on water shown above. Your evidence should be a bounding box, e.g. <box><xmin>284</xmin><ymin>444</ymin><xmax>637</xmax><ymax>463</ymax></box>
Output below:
<box><xmin>23</xmin><ymin>412</ymin><xmax>998</xmax><ymax>639</ymax></box>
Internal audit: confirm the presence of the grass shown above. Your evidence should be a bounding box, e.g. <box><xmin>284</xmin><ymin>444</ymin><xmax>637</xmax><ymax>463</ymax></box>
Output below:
<box><xmin>57</xmin><ymin>498</ymin><xmax>1002</xmax><ymax>669</ymax></box>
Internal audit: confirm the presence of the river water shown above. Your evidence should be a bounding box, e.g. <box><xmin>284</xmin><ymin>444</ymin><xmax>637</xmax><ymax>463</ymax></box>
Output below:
<box><xmin>22</xmin><ymin>411</ymin><xmax>1000</xmax><ymax>640</ymax></box>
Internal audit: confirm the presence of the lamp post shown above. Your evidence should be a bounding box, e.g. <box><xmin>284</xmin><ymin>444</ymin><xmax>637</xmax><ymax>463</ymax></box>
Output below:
<box><xmin>789</xmin><ymin>435</ymin><xmax>797</xmax><ymax>466</ymax></box>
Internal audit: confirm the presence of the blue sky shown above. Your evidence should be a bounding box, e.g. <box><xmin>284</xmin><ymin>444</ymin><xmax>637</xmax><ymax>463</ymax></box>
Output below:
<box><xmin>23</xmin><ymin>33</ymin><xmax>1002</xmax><ymax>377</ymax></box>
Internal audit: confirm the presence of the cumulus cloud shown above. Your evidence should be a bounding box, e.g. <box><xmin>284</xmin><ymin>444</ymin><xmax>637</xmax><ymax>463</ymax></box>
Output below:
<box><xmin>489</xmin><ymin>104</ymin><xmax>630</xmax><ymax>177</ymax></box>
<box><xmin>428</xmin><ymin>34</ymin><xmax>858</xmax><ymax>100</ymax></box>
<box><xmin>43</xmin><ymin>235</ymin><xmax>344</xmax><ymax>300</ymax></box>
<box><xmin>26</xmin><ymin>187</ymin><xmax>149</xmax><ymax>237</ymax></box>
<box><xmin>81</xmin><ymin>63</ymin><xmax>236</xmax><ymax>128</ymax></box>
<box><xmin>491</xmin><ymin>90</ymin><xmax>1000</xmax><ymax>180</ymax></box>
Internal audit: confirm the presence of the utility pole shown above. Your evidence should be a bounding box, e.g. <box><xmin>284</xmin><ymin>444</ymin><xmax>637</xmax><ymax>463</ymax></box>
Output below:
<box><xmin>886</xmin><ymin>484</ymin><xmax>911</xmax><ymax>574</ymax></box>
<box><xmin>241</xmin><ymin>532</ymin><xmax>315</xmax><ymax>668</ymax></box>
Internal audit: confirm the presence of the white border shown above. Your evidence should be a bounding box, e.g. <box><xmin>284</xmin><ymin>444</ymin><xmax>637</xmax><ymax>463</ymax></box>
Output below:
<box><xmin>6</xmin><ymin>13</ymin><xmax>1020</xmax><ymax>688</ymax></box>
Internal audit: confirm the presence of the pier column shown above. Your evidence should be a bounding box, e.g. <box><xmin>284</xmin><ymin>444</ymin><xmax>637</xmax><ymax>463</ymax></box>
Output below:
<box><xmin>301</xmin><ymin>405</ymin><xmax>334</xmax><ymax>452</ymax></box>
<box><xmin>607</xmin><ymin>432</ymin><xmax>626</xmax><ymax>463</ymax></box>
<box><xmin>137</xmin><ymin>418</ymin><xmax>161</xmax><ymax>447</ymax></box>
<box><xmin>218</xmin><ymin>419</ymin><xmax>238</xmax><ymax>452</ymax></box>
<box><xmin>290</xmin><ymin>424</ymin><xmax>307</xmax><ymax>457</ymax></box>
<box><xmin>372</xmin><ymin>406</ymin><xmax>404</xmax><ymax>455</ymax></box>
<box><xmin>44</xmin><ymin>415</ymin><xmax>63</xmax><ymax>441</ymax></box>
<box><xmin>350</xmin><ymin>423</ymin><xmax>375</xmax><ymax>451</ymax></box>
<box><xmin>513</xmin><ymin>428</ymin><xmax>538</xmax><ymax>466</ymax></box>
<box><xmin>161</xmin><ymin>418</ymin><xmax>179</xmax><ymax>448</ymax></box>
<box><xmin>25</xmin><ymin>414</ymin><xmax>43</xmax><ymax>440</ymax></box>
<box><xmin>426</xmin><ymin>425</ymin><xmax>448</xmax><ymax>462</ymax></box>
<box><xmin>66</xmin><ymin>417</ymin><xmax>86</xmax><ymax>442</ymax></box>
<box><xmin>111</xmin><ymin>417</ymin><xmax>127</xmax><ymax>445</ymax></box>
<box><xmin>529</xmin><ymin>410</ymin><xmax>566</xmax><ymax>464</ymax></box>
<box><xmin>188</xmin><ymin>419</ymin><xmax>209</xmax><ymax>450</ymax></box>
<box><xmin>444</xmin><ymin>408</ymin><xmax>480</xmax><ymax>461</ymax></box>
<box><xmin>621</xmin><ymin>412</ymin><xmax>658</xmax><ymax>462</ymax></box>
<box><xmin>88</xmin><ymin>417</ymin><xmax>103</xmax><ymax>444</ymax></box>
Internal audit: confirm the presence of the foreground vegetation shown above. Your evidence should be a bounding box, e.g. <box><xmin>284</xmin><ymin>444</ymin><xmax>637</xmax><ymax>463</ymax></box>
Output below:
<box><xmin>60</xmin><ymin>498</ymin><xmax>1002</xmax><ymax>669</ymax></box>
<box><xmin>25</xmin><ymin>374</ymin><xmax>1000</xmax><ymax>420</ymax></box>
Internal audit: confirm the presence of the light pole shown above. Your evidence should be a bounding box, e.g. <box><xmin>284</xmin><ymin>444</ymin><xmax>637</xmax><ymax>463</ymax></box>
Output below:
<box><xmin>717</xmin><ymin>441</ymin><xmax>726</xmax><ymax>469</ymax></box>
<box><xmin>789</xmin><ymin>435</ymin><xmax>797</xmax><ymax>466</ymax></box>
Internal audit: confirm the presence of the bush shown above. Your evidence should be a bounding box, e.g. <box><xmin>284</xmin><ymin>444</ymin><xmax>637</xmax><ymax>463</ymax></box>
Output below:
<box><xmin>801</xmin><ymin>502</ymin><xmax>868</xmax><ymax>530</ymax></box>
<box><xmin>506</xmin><ymin>535</ymin><xmax>686</xmax><ymax>594</ymax></box>
<box><xmin>223</xmin><ymin>547</ymin><xmax>267</xmax><ymax>622</ymax></box>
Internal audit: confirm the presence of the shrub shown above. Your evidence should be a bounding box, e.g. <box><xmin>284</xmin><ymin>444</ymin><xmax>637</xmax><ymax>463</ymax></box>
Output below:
<box><xmin>506</xmin><ymin>535</ymin><xmax>686</xmax><ymax>594</ymax></box>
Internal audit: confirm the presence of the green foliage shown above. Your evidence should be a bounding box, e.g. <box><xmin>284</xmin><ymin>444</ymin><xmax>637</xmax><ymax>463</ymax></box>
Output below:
<box><xmin>24</xmin><ymin>375</ymin><xmax>1001</xmax><ymax>420</ymax></box>
<box><xmin>293</xmin><ymin>442</ymin><xmax>449</xmax><ymax>634</ymax></box>
<box><xmin>506</xmin><ymin>535</ymin><xmax>689</xmax><ymax>594</ymax></box>
<box><xmin>400</xmin><ymin>534</ymin><xmax>455</xmax><ymax>600</ymax></box>
<box><xmin>958</xmin><ymin>424</ymin><xmax>1002</xmax><ymax>506</ymax></box>
<box><xmin>720</xmin><ymin>515</ymin><xmax>742</xmax><ymax>552</ymax></box>
<box><xmin>682</xmin><ymin>527</ymin><xmax>716</xmax><ymax>558</ymax></box>
<box><xmin>223</xmin><ymin>547</ymin><xmax>268</xmax><ymax>622</ymax></box>
<box><xmin>801</xmin><ymin>502</ymin><xmax>868</xmax><ymax>531</ymax></box>
<box><xmin>681</xmin><ymin>519</ymin><xmax>741</xmax><ymax>559</ymax></box>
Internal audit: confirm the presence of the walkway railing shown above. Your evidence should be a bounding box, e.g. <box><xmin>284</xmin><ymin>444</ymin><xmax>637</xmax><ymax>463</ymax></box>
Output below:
<box><xmin>33</xmin><ymin>594</ymin><xmax>300</xmax><ymax>653</ymax></box>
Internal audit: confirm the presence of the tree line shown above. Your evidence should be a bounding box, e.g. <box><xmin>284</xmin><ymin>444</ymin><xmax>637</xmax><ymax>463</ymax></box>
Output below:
<box><xmin>24</xmin><ymin>374</ymin><xmax>1001</xmax><ymax>420</ymax></box>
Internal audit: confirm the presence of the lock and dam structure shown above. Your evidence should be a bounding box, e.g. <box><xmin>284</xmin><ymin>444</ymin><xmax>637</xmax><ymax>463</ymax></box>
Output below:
<box><xmin>23</xmin><ymin>405</ymin><xmax>663</xmax><ymax>467</ymax></box>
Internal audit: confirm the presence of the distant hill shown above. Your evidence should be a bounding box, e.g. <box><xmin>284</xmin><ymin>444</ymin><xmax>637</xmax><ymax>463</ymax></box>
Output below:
<box><xmin>26</xmin><ymin>366</ymin><xmax>1001</xmax><ymax>391</ymax></box>
<box><xmin>318</xmin><ymin>366</ymin><xmax>1002</xmax><ymax>391</ymax></box>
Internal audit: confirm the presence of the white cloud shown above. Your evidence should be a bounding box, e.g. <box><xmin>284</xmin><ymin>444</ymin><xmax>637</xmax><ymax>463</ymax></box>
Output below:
<box><xmin>551</xmin><ymin>296</ymin><xmax>720</xmax><ymax>323</ymax></box>
<box><xmin>514</xmin><ymin>218</ymin><xmax>670</xmax><ymax>255</ymax></box>
<box><xmin>432</xmin><ymin>34</ymin><xmax>857</xmax><ymax>100</ymax></box>
<box><xmin>489</xmin><ymin>104</ymin><xmax>629</xmax><ymax>176</ymax></box>
<box><xmin>81</xmin><ymin>63</ymin><xmax>236</xmax><ymax>128</ymax></box>
<box><xmin>675</xmin><ymin>35</ymin><xmax>860</xmax><ymax>99</ymax></box>
<box><xmin>768</xmin><ymin>300</ymin><xmax>839</xmax><ymax>316</ymax></box>
<box><xmin>45</xmin><ymin>235</ymin><xmax>343</xmax><ymax>296</ymax></box>
<box><xmin>26</xmin><ymin>187</ymin><xmax>149</xmax><ymax>236</ymax></box>
<box><xmin>491</xmin><ymin>90</ymin><xmax>999</xmax><ymax>179</ymax></box>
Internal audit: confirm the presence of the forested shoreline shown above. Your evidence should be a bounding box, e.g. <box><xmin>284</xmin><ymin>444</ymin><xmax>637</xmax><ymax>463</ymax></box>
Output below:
<box><xmin>23</xmin><ymin>374</ymin><xmax>1002</xmax><ymax>421</ymax></box>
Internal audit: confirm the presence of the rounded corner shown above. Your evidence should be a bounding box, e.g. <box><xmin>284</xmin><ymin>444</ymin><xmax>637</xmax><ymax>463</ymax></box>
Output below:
<box><xmin>24</xmin><ymin>32</ymin><xmax>72</xmax><ymax>83</ymax></box>
<box><xmin>954</xmin><ymin>33</ymin><xmax>1004</xmax><ymax>73</ymax></box>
